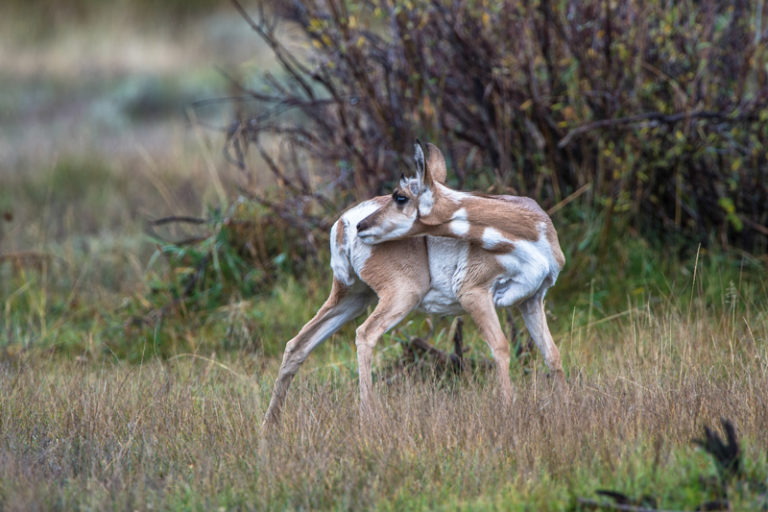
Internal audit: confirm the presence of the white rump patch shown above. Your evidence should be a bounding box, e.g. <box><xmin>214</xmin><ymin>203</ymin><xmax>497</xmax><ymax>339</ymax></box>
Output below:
<box><xmin>491</xmin><ymin>222</ymin><xmax>560</xmax><ymax>307</ymax></box>
<box><xmin>329</xmin><ymin>220</ymin><xmax>354</xmax><ymax>286</ymax></box>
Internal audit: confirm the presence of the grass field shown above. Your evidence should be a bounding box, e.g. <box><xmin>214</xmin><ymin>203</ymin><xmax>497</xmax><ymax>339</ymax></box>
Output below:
<box><xmin>1</xmin><ymin>280</ymin><xmax>767</xmax><ymax>510</ymax></box>
<box><xmin>1</xmin><ymin>3</ymin><xmax>767</xmax><ymax>511</ymax></box>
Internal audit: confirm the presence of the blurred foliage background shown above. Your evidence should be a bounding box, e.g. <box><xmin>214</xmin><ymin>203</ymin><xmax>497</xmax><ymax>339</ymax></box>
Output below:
<box><xmin>229</xmin><ymin>0</ymin><xmax>768</xmax><ymax>253</ymax></box>
<box><xmin>0</xmin><ymin>0</ymin><xmax>767</xmax><ymax>361</ymax></box>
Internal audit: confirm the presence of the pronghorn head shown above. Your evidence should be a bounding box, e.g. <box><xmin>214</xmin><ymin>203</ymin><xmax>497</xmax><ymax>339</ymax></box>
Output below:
<box><xmin>357</xmin><ymin>142</ymin><xmax>448</xmax><ymax>244</ymax></box>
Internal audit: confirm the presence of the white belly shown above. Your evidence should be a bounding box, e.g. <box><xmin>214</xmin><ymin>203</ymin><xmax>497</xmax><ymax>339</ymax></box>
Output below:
<box><xmin>417</xmin><ymin>237</ymin><xmax>468</xmax><ymax>315</ymax></box>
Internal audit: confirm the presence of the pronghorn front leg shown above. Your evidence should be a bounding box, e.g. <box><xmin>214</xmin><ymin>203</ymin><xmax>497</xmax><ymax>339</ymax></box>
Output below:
<box><xmin>458</xmin><ymin>289</ymin><xmax>514</xmax><ymax>404</ymax></box>
<box><xmin>354</xmin><ymin>289</ymin><xmax>422</xmax><ymax>419</ymax></box>
<box><xmin>263</xmin><ymin>279</ymin><xmax>372</xmax><ymax>427</ymax></box>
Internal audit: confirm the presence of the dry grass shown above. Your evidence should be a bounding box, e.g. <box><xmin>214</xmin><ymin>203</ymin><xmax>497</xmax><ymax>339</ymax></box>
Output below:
<box><xmin>1</xmin><ymin>294</ymin><xmax>766</xmax><ymax>510</ymax></box>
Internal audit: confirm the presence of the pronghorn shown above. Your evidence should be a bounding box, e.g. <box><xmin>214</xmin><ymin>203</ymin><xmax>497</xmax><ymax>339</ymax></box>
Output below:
<box><xmin>263</xmin><ymin>142</ymin><xmax>566</xmax><ymax>426</ymax></box>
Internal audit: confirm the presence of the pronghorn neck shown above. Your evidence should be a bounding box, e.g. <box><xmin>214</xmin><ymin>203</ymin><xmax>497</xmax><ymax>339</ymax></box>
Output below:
<box><xmin>415</xmin><ymin>184</ymin><xmax>544</xmax><ymax>251</ymax></box>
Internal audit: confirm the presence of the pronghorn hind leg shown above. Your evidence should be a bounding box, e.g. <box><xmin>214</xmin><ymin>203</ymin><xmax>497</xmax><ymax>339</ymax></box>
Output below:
<box><xmin>458</xmin><ymin>290</ymin><xmax>514</xmax><ymax>405</ymax></box>
<box><xmin>518</xmin><ymin>293</ymin><xmax>567</xmax><ymax>392</ymax></box>
<box><xmin>263</xmin><ymin>279</ymin><xmax>371</xmax><ymax>428</ymax></box>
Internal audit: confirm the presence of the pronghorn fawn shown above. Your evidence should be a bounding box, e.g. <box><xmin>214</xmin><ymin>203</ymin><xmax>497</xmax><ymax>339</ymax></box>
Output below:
<box><xmin>263</xmin><ymin>142</ymin><xmax>566</xmax><ymax>426</ymax></box>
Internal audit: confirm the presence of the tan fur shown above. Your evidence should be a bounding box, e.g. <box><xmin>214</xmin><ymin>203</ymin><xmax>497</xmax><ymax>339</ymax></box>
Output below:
<box><xmin>355</xmin><ymin>238</ymin><xmax>431</xmax><ymax>418</ymax></box>
<box><xmin>425</xmin><ymin>143</ymin><xmax>447</xmax><ymax>184</ymax></box>
<box><xmin>546</xmin><ymin>223</ymin><xmax>566</xmax><ymax>269</ymax></box>
<box><xmin>458</xmin><ymin>246</ymin><xmax>508</xmax><ymax>292</ymax></box>
<box><xmin>336</xmin><ymin>215</ymin><xmax>346</xmax><ymax>247</ymax></box>
<box><xmin>360</xmin><ymin>238</ymin><xmax>429</xmax><ymax>292</ymax></box>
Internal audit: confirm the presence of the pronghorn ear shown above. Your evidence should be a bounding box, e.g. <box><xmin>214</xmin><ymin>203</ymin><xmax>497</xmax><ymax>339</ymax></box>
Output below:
<box><xmin>414</xmin><ymin>141</ymin><xmax>426</xmax><ymax>184</ymax></box>
<box><xmin>413</xmin><ymin>140</ymin><xmax>434</xmax><ymax>191</ymax></box>
<box><xmin>425</xmin><ymin>143</ymin><xmax>447</xmax><ymax>184</ymax></box>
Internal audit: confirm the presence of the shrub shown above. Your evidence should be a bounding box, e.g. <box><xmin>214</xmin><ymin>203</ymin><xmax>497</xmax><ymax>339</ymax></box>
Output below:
<box><xmin>228</xmin><ymin>0</ymin><xmax>768</xmax><ymax>253</ymax></box>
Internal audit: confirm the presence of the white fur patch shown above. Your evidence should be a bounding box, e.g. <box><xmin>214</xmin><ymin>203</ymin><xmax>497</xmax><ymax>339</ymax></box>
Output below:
<box><xmin>418</xmin><ymin>188</ymin><xmax>434</xmax><ymax>216</ymax></box>
<box><xmin>491</xmin><ymin>222</ymin><xmax>559</xmax><ymax>307</ymax></box>
<box><xmin>481</xmin><ymin>227</ymin><xmax>510</xmax><ymax>250</ymax></box>
<box><xmin>449</xmin><ymin>219</ymin><xmax>470</xmax><ymax>236</ymax></box>
<box><xmin>448</xmin><ymin>208</ymin><xmax>469</xmax><ymax>236</ymax></box>
<box><xmin>438</xmin><ymin>184</ymin><xmax>467</xmax><ymax>203</ymax></box>
<box><xmin>417</xmin><ymin>236</ymin><xmax>468</xmax><ymax>315</ymax></box>
<box><xmin>329</xmin><ymin>220</ymin><xmax>354</xmax><ymax>286</ymax></box>
<box><xmin>332</xmin><ymin>200</ymin><xmax>383</xmax><ymax>280</ymax></box>
<box><xmin>451</xmin><ymin>208</ymin><xmax>468</xmax><ymax>220</ymax></box>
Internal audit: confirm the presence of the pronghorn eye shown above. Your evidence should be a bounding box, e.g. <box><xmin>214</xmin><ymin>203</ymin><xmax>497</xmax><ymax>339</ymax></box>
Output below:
<box><xmin>393</xmin><ymin>192</ymin><xmax>409</xmax><ymax>205</ymax></box>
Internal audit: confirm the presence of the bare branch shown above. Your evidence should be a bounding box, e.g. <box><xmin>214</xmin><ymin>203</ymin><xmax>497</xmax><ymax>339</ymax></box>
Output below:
<box><xmin>558</xmin><ymin>110</ymin><xmax>753</xmax><ymax>148</ymax></box>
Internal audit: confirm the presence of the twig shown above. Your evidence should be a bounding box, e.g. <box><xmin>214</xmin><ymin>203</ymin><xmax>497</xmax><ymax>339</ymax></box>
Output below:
<box><xmin>558</xmin><ymin>110</ymin><xmax>751</xmax><ymax>148</ymax></box>
<box><xmin>742</xmin><ymin>217</ymin><xmax>768</xmax><ymax>236</ymax></box>
<box><xmin>409</xmin><ymin>337</ymin><xmax>452</xmax><ymax>366</ymax></box>
<box><xmin>547</xmin><ymin>183</ymin><xmax>591</xmax><ymax>216</ymax></box>
<box><xmin>148</xmin><ymin>216</ymin><xmax>206</xmax><ymax>226</ymax></box>
<box><xmin>146</xmin><ymin>216</ymin><xmax>210</xmax><ymax>245</ymax></box>
<box><xmin>0</xmin><ymin>251</ymin><xmax>54</xmax><ymax>270</ymax></box>
<box><xmin>452</xmin><ymin>317</ymin><xmax>466</xmax><ymax>372</ymax></box>
<box><xmin>576</xmin><ymin>498</ymin><xmax>699</xmax><ymax>512</ymax></box>
<box><xmin>0</xmin><ymin>251</ymin><xmax>52</xmax><ymax>262</ymax></box>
